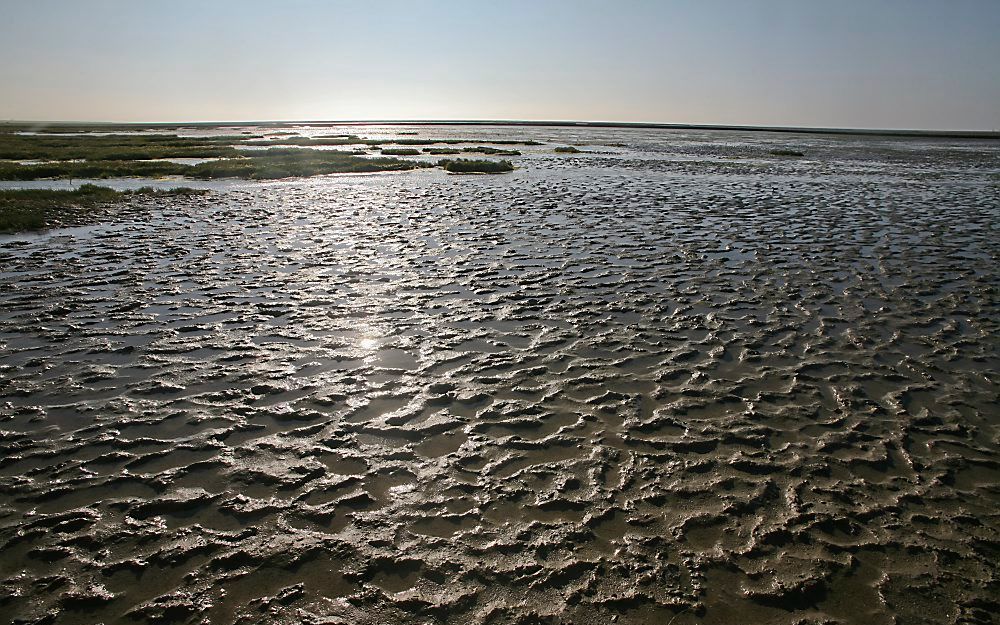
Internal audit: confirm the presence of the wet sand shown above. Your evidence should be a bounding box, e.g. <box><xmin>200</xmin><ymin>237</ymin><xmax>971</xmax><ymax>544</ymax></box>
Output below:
<box><xmin>0</xmin><ymin>126</ymin><xmax>998</xmax><ymax>624</ymax></box>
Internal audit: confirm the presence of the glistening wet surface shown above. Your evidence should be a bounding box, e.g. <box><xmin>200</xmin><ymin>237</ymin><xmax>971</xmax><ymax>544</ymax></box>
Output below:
<box><xmin>1</xmin><ymin>127</ymin><xmax>998</xmax><ymax>625</ymax></box>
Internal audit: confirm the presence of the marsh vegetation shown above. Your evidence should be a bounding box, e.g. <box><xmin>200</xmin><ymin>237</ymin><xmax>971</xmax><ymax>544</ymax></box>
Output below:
<box><xmin>0</xmin><ymin>132</ymin><xmax>245</xmax><ymax>161</ymax></box>
<box><xmin>188</xmin><ymin>150</ymin><xmax>433</xmax><ymax>179</ymax></box>
<box><xmin>0</xmin><ymin>184</ymin><xmax>204</xmax><ymax>232</ymax></box>
<box><xmin>438</xmin><ymin>158</ymin><xmax>515</xmax><ymax>173</ymax></box>
<box><xmin>0</xmin><ymin>126</ymin><xmax>535</xmax><ymax>180</ymax></box>
<box><xmin>380</xmin><ymin>148</ymin><xmax>422</xmax><ymax>156</ymax></box>
<box><xmin>242</xmin><ymin>136</ymin><xmax>361</xmax><ymax>147</ymax></box>
<box><xmin>769</xmin><ymin>149</ymin><xmax>806</xmax><ymax>157</ymax></box>
<box><xmin>245</xmin><ymin>135</ymin><xmax>541</xmax><ymax>148</ymax></box>
<box><xmin>424</xmin><ymin>146</ymin><xmax>521</xmax><ymax>156</ymax></box>
<box><xmin>0</xmin><ymin>159</ymin><xmax>190</xmax><ymax>180</ymax></box>
<box><xmin>0</xmin><ymin>150</ymin><xmax>432</xmax><ymax>180</ymax></box>
<box><xmin>465</xmin><ymin>146</ymin><xmax>521</xmax><ymax>155</ymax></box>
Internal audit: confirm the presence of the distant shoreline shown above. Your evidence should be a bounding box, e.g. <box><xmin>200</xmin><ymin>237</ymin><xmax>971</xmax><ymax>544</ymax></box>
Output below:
<box><xmin>3</xmin><ymin>119</ymin><xmax>998</xmax><ymax>140</ymax></box>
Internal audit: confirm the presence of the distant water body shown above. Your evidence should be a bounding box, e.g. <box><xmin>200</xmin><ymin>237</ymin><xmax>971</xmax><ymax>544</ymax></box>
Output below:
<box><xmin>8</xmin><ymin>119</ymin><xmax>999</xmax><ymax>139</ymax></box>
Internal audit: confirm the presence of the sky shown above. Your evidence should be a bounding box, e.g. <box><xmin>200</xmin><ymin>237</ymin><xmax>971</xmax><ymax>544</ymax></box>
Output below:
<box><xmin>2</xmin><ymin>0</ymin><xmax>998</xmax><ymax>130</ymax></box>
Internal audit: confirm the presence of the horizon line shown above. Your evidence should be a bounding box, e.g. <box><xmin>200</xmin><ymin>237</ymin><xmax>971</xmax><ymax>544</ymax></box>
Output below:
<box><xmin>2</xmin><ymin>119</ymin><xmax>998</xmax><ymax>140</ymax></box>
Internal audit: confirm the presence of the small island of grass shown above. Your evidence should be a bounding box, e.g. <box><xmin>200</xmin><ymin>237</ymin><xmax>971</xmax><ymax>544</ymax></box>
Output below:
<box><xmin>554</xmin><ymin>146</ymin><xmax>582</xmax><ymax>153</ymax></box>
<box><xmin>465</xmin><ymin>146</ymin><xmax>521</xmax><ymax>156</ymax></box>
<box><xmin>380</xmin><ymin>148</ymin><xmax>422</xmax><ymax>156</ymax></box>
<box><xmin>438</xmin><ymin>159</ymin><xmax>514</xmax><ymax>174</ymax></box>
<box><xmin>425</xmin><ymin>146</ymin><xmax>521</xmax><ymax>156</ymax></box>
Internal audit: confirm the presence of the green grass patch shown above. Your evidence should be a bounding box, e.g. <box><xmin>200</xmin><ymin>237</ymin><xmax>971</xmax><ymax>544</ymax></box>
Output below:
<box><xmin>424</xmin><ymin>146</ymin><xmax>520</xmax><ymax>156</ymax></box>
<box><xmin>0</xmin><ymin>149</ymin><xmax>433</xmax><ymax>180</ymax></box>
<box><xmin>477</xmin><ymin>139</ymin><xmax>542</xmax><ymax>146</ymax></box>
<box><xmin>769</xmin><ymin>149</ymin><xmax>805</xmax><ymax>157</ymax></box>
<box><xmin>464</xmin><ymin>146</ymin><xmax>521</xmax><ymax>156</ymax></box>
<box><xmin>554</xmin><ymin>146</ymin><xmax>582</xmax><ymax>153</ymax></box>
<box><xmin>385</xmin><ymin>138</ymin><xmax>540</xmax><ymax>146</ymax></box>
<box><xmin>186</xmin><ymin>149</ymin><xmax>432</xmax><ymax>179</ymax></box>
<box><xmin>242</xmin><ymin>135</ymin><xmax>362</xmax><ymax>147</ymax></box>
<box><xmin>244</xmin><ymin>136</ymin><xmax>536</xmax><ymax>148</ymax></box>
<box><xmin>0</xmin><ymin>132</ymin><xmax>246</xmax><ymax>161</ymax></box>
<box><xmin>422</xmin><ymin>145</ymin><xmax>521</xmax><ymax>156</ymax></box>
<box><xmin>380</xmin><ymin>148</ymin><xmax>422</xmax><ymax>156</ymax></box>
<box><xmin>438</xmin><ymin>159</ymin><xmax>514</xmax><ymax>174</ymax></box>
<box><xmin>0</xmin><ymin>159</ymin><xmax>188</xmax><ymax>180</ymax></box>
<box><xmin>0</xmin><ymin>184</ymin><xmax>205</xmax><ymax>233</ymax></box>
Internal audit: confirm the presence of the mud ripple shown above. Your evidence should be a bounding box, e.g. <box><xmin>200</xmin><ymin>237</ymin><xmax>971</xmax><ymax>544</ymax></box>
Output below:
<box><xmin>1</xmin><ymin>128</ymin><xmax>998</xmax><ymax>624</ymax></box>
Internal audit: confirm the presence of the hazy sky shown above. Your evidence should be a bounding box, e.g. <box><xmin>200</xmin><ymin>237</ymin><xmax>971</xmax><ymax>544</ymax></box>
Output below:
<box><xmin>2</xmin><ymin>0</ymin><xmax>998</xmax><ymax>129</ymax></box>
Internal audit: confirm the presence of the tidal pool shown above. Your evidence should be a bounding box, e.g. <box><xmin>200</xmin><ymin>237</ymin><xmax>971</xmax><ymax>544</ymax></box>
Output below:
<box><xmin>0</xmin><ymin>126</ymin><xmax>998</xmax><ymax>625</ymax></box>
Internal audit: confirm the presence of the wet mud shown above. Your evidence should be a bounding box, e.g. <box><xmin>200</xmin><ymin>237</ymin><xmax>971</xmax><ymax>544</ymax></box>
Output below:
<box><xmin>1</xmin><ymin>127</ymin><xmax>998</xmax><ymax>624</ymax></box>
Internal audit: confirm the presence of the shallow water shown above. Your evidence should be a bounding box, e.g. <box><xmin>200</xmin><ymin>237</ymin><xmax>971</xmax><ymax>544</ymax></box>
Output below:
<box><xmin>0</xmin><ymin>126</ymin><xmax>998</xmax><ymax>625</ymax></box>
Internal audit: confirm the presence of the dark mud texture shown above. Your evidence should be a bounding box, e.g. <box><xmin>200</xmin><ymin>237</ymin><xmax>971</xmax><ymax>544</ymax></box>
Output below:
<box><xmin>0</xmin><ymin>127</ymin><xmax>998</xmax><ymax>625</ymax></box>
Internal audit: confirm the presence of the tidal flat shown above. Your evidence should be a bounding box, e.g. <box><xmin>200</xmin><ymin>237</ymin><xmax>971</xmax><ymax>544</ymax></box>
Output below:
<box><xmin>0</xmin><ymin>124</ymin><xmax>998</xmax><ymax>625</ymax></box>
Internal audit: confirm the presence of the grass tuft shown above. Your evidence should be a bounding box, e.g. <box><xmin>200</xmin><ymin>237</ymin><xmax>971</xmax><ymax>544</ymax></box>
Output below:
<box><xmin>380</xmin><ymin>148</ymin><xmax>422</xmax><ymax>156</ymax></box>
<box><xmin>438</xmin><ymin>159</ymin><xmax>514</xmax><ymax>174</ymax></box>
<box><xmin>464</xmin><ymin>146</ymin><xmax>521</xmax><ymax>156</ymax></box>
<box><xmin>424</xmin><ymin>147</ymin><xmax>522</xmax><ymax>156</ymax></box>
<box><xmin>769</xmin><ymin>149</ymin><xmax>805</xmax><ymax>157</ymax></box>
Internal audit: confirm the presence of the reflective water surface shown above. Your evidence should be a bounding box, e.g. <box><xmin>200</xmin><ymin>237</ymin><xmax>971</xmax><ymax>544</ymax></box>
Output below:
<box><xmin>1</xmin><ymin>126</ymin><xmax>998</xmax><ymax>625</ymax></box>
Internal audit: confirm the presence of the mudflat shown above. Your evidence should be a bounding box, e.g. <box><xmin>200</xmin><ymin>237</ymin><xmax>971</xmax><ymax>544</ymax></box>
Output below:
<box><xmin>0</xmin><ymin>125</ymin><xmax>997</xmax><ymax>625</ymax></box>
